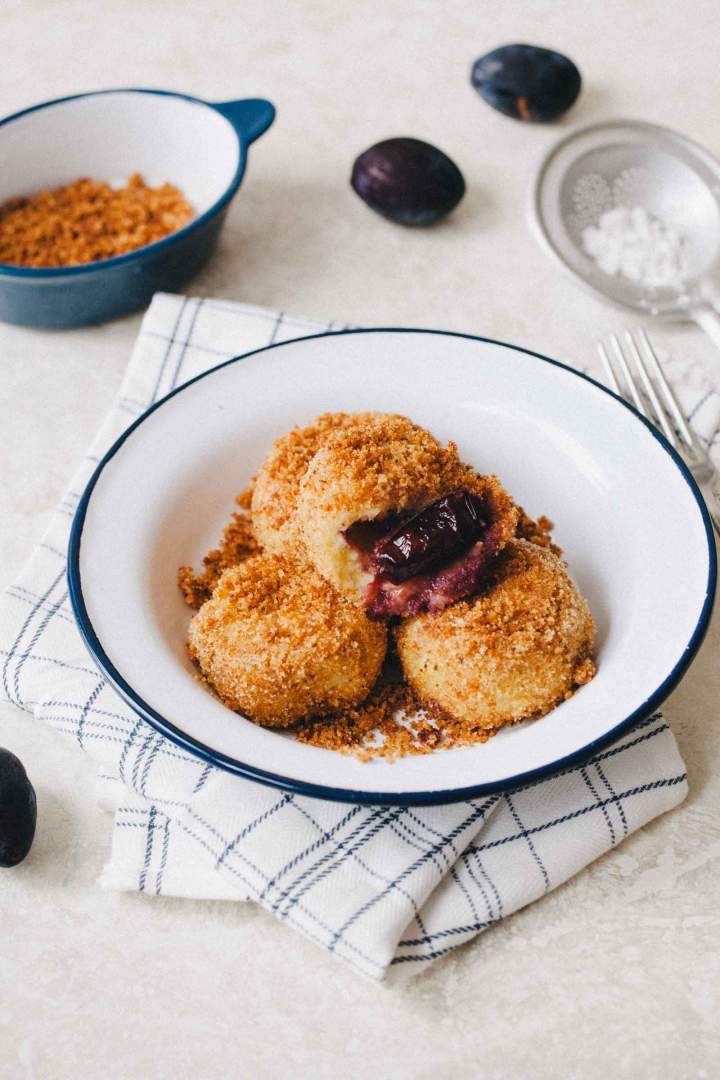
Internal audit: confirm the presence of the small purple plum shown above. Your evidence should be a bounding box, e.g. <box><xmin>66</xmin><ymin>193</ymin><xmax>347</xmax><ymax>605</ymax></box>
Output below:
<box><xmin>0</xmin><ymin>747</ymin><xmax>36</xmax><ymax>867</ymax></box>
<box><xmin>351</xmin><ymin>138</ymin><xmax>465</xmax><ymax>226</ymax></box>
<box><xmin>471</xmin><ymin>44</ymin><xmax>581</xmax><ymax>122</ymax></box>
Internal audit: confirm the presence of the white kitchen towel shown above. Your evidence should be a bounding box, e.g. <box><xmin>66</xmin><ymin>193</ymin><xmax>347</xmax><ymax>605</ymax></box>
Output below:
<box><xmin>1</xmin><ymin>293</ymin><xmax>711</xmax><ymax>980</ymax></box>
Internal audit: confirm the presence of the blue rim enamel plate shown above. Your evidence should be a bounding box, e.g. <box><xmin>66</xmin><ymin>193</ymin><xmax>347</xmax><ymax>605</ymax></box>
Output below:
<box><xmin>67</xmin><ymin>329</ymin><xmax>716</xmax><ymax>805</ymax></box>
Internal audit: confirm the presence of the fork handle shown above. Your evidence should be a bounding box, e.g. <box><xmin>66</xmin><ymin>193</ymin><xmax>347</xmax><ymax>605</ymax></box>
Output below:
<box><xmin>692</xmin><ymin>277</ymin><xmax>720</xmax><ymax>375</ymax></box>
<box><xmin>699</xmin><ymin>474</ymin><xmax>720</xmax><ymax>540</ymax></box>
<box><xmin>692</xmin><ymin>305</ymin><xmax>720</xmax><ymax>366</ymax></box>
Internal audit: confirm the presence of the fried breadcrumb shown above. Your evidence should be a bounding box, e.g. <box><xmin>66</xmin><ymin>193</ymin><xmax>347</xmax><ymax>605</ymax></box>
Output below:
<box><xmin>178</xmin><ymin>487</ymin><xmax>260</xmax><ymax>609</ymax></box>
<box><xmin>396</xmin><ymin>540</ymin><xmax>596</xmax><ymax>732</ymax></box>
<box><xmin>177</xmin><ymin>415</ymin><xmax>596</xmax><ymax>759</ymax></box>
<box><xmin>187</xmin><ymin>554</ymin><xmax>387</xmax><ymax>727</ymax></box>
<box><xmin>516</xmin><ymin>506</ymin><xmax>562</xmax><ymax>555</ymax></box>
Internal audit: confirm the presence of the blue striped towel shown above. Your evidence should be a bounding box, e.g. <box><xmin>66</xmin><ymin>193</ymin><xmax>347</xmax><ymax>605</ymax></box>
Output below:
<box><xmin>2</xmin><ymin>293</ymin><xmax>715</xmax><ymax>980</ymax></box>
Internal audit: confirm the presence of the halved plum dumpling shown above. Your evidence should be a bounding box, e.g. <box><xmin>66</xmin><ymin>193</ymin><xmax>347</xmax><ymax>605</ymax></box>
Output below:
<box><xmin>344</xmin><ymin>484</ymin><xmax>515</xmax><ymax>616</ymax></box>
<box><xmin>296</xmin><ymin>414</ymin><xmax>517</xmax><ymax>617</ymax></box>
<box><xmin>251</xmin><ymin>411</ymin><xmax>383</xmax><ymax>554</ymax></box>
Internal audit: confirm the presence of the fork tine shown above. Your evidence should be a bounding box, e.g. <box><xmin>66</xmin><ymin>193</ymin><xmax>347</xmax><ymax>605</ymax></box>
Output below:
<box><xmin>623</xmin><ymin>330</ymin><xmax>677</xmax><ymax>447</ymax></box>
<box><xmin>610</xmin><ymin>333</ymin><xmax>646</xmax><ymax>416</ymax></box>
<box><xmin>597</xmin><ymin>341</ymin><xmax>620</xmax><ymax>392</ymax></box>
<box><xmin>637</xmin><ymin>328</ymin><xmax>696</xmax><ymax>449</ymax></box>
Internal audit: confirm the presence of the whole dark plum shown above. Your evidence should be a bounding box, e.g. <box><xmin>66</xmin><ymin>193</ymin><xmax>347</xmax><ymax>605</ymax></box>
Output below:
<box><xmin>0</xmin><ymin>747</ymin><xmax>37</xmax><ymax>867</ymax></box>
<box><xmin>471</xmin><ymin>44</ymin><xmax>581</xmax><ymax>122</ymax></box>
<box><xmin>351</xmin><ymin>138</ymin><xmax>465</xmax><ymax>226</ymax></box>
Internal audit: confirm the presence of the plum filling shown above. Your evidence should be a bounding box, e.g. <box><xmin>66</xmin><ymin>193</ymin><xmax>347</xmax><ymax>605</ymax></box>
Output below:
<box><xmin>343</xmin><ymin>489</ymin><xmax>502</xmax><ymax>617</ymax></box>
<box><xmin>374</xmin><ymin>491</ymin><xmax>486</xmax><ymax>582</ymax></box>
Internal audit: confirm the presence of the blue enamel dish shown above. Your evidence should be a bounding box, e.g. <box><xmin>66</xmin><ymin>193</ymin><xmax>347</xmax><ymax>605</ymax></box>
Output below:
<box><xmin>0</xmin><ymin>89</ymin><xmax>275</xmax><ymax>328</ymax></box>
<box><xmin>67</xmin><ymin>329</ymin><xmax>716</xmax><ymax>805</ymax></box>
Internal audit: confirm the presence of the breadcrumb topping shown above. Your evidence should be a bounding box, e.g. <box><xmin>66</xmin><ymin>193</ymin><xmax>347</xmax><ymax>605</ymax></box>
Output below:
<box><xmin>299</xmin><ymin>413</ymin><xmax>458</xmax><ymax>518</ymax></box>
<box><xmin>396</xmin><ymin>540</ymin><xmax>596</xmax><ymax>733</ymax></box>
<box><xmin>178</xmin><ymin>487</ymin><xmax>259</xmax><ymax>609</ymax></box>
<box><xmin>187</xmin><ymin>553</ymin><xmax>387</xmax><ymax>727</ymax></box>
<box><xmin>515</xmin><ymin>507</ymin><xmax>562</xmax><ymax>555</ymax></box>
<box><xmin>0</xmin><ymin>173</ymin><xmax>193</xmax><ymax>268</ymax></box>
<box><xmin>251</xmin><ymin>412</ymin><xmax>381</xmax><ymax>551</ymax></box>
<box><xmin>177</xmin><ymin>413</ymin><xmax>596</xmax><ymax>757</ymax></box>
<box><xmin>296</xmin><ymin>670</ymin><xmax>499</xmax><ymax>760</ymax></box>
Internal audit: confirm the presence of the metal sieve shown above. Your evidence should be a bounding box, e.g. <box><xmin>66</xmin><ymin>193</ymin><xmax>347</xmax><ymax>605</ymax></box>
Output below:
<box><xmin>533</xmin><ymin>119</ymin><xmax>720</xmax><ymax>353</ymax></box>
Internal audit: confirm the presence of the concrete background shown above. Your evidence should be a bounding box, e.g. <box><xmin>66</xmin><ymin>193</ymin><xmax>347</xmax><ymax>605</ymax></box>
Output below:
<box><xmin>1</xmin><ymin>2</ymin><xmax>719</xmax><ymax>1077</ymax></box>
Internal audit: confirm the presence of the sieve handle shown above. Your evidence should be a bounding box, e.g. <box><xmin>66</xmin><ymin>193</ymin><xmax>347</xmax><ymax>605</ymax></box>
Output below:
<box><xmin>690</xmin><ymin>276</ymin><xmax>720</xmax><ymax>368</ymax></box>
<box><xmin>692</xmin><ymin>304</ymin><xmax>720</xmax><ymax>362</ymax></box>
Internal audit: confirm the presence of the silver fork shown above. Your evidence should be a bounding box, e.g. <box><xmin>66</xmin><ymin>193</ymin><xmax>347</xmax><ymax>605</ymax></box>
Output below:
<box><xmin>598</xmin><ymin>328</ymin><xmax>720</xmax><ymax>538</ymax></box>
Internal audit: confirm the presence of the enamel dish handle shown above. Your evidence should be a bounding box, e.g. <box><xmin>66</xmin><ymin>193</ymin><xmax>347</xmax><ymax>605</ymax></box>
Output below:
<box><xmin>212</xmin><ymin>98</ymin><xmax>276</xmax><ymax>145</ymax></box>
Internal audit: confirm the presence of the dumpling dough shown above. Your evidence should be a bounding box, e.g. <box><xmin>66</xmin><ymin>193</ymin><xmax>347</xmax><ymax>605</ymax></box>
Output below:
<box><xmin>188</xmin><ymin>553</ymin><xmax>387</xmax><ymax>727</ymax></box>
<box><xmin>396</xmin><ymin>540</ymin><xmax>595</xmax><ymax>731</ymax></box>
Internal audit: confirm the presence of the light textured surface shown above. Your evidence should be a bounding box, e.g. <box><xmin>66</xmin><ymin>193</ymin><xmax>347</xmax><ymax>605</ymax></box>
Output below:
<box><xmin>0</xmin><ymin>1</ymin><xmax>719</xmax><ymax>1077</ymax></box>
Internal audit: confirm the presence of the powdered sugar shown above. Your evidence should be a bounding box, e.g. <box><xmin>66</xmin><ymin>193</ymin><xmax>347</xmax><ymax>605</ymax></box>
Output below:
<box><xmin>581</xmin><ymin>204</ymin><xmax>689</xmax><ymax>291</ymax></box>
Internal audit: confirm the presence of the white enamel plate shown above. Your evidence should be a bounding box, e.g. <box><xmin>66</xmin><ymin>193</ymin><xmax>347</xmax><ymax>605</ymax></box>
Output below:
<box><xmin>68</xmin><ymin>330</ymin><xmax>715</xmax><ymax>804</ymax></box>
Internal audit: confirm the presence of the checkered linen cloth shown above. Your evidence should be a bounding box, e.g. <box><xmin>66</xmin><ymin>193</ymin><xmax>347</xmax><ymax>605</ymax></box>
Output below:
<box><xmin>2</xmin><ymin>294</ymin><xmax>715</xmax><ymax>980</ymax></box>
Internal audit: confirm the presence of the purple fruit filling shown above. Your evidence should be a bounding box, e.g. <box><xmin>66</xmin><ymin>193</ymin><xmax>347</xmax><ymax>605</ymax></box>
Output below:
<box><xmin>343</xmin><ymin>489</ymin><xmax>500</xmax><ymax>617</ymax></box>
<box><xmin>374</xmin><ymin>490</ymin><xmax>487</xmax><ymax>582</ymax></box>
